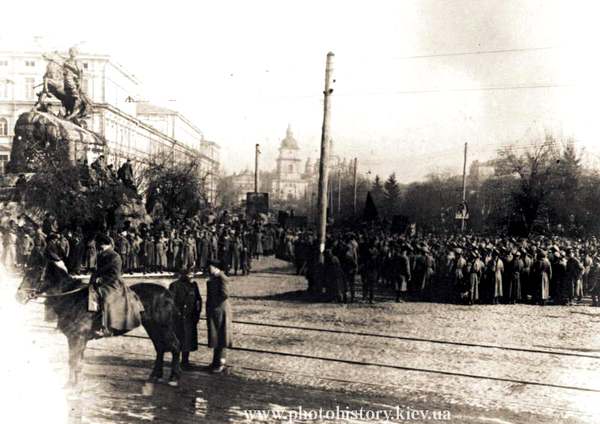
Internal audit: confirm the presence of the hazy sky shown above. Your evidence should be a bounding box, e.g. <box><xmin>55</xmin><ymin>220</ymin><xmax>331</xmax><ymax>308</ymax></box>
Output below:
<box><xmin>2</xmin><ymin>0</ymin><xmax>599</xmax><ymax>180</ymax></box>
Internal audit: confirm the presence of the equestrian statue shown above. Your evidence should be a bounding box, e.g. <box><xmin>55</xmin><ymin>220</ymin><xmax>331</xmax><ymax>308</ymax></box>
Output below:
<box><xmin>33</xmin><ymin>47</ymin><xmax>93</xmax><ymax>127</ymax></box>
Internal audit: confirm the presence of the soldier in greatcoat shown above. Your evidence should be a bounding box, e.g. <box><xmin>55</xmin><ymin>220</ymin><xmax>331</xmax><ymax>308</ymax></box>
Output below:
<box><xmin>182</xmin><ymin>232</ymin><xmax>197</xmax><ymax>270</ymax></box>
<box><xmin>231</xmin><ymin>234</ymin><xmax>242</xmax><ymax>275</ymax></box>
<box><xmin>506</xmin><ymin>251</ymin><xmax>523</xmax><ymax>303</ymax></box>
<box><xmin>393</xmin><ymin>244</ymin><xmax>412</xmax><ymax>303</ymax></box>
<box><xmin>565</xmin><ymin>248</ymin><xmax>584</xmax><ymax>305</ymax></box>
<box><xmin>491</xmin><ymin>249</ymin><xmax>504</xmax><ymax>304</ymax></box>
<box><xmin>467</xmin><ymin>250</ymin><xmax>484</xmax><ymax>305</ymax></box>
<box><xmin>197</xmin><ymin>231</ymin><xmax>210</xmax><ymax>271</ymax></box>
<box><xmin>142</xmin><ymin>234</ymin><xmax>155</xmax><ymax>274</ymax></box>
<box><xmin>205</xmin><ymin>260</ymin><xmax>233</xmax><ymax>373</ymax></box>
<box><xmin>169</xmin><ymin>268</ymin><xmax>202</xmax><ymax>369</ymax></box>
<box><xmin>588</xmin><ymin>256</ymin><xmax>600</xmax><ymax>306</ymax></box>
<box><xmin>89</xmin><ymin>233</ymin><xmax>141</xmax><ymax>336</ymax></box>
<box><xmin>324</xmin><ymin>249</ymin><xmax>346</xmax><ymax>303</ymax></box>
<box><xmin>154</xmin><ymin>233</ymin><xmax>168</xmax><ymax>273</ymax></box>
<box><xmin>115</xmin><ymin>231</ymin><xmax>131</xmax><ymax>274</ymax></box>
<box><xmin>532</xmin><ymin>250</ymin><xmax>552</xmax><ymax>305</ymax></box>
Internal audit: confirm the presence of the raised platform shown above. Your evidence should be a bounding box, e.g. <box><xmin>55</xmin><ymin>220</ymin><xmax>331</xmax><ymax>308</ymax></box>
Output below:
<box><xmin>8</xmin><ymin>111</ymin><xmax>106</xmax><ymax>173</ymax></box>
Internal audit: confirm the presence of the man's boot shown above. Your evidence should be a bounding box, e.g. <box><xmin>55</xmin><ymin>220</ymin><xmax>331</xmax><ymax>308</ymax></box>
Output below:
<box><xmin>211</xmin><ymin>348</ymin><xmax>226</xmax><ymax>373</ymax></box>
<box><xmin>211</xmin><ymin>358</ymin><xmax>226</xmax><ymax>374</ymax></box>
<box><xmin>181</xmin><ymin>352</ymin><xmax>192</xmax><ymax>370</ymax></box>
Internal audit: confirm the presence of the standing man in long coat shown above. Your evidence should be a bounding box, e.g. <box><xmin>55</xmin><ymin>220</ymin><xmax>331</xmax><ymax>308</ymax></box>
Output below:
<box><xmin>325</xmin><ymin>249</ymin><xmax>346</xmax><ymax>303</ymax></box>
<box><xmin>170</xmin><ymin>268</ymin><xmax>202</xmax><ymax>370</ymax></box>
<box><xmin>491</xmin><ymin>249</ymin><xmax>504</xmax><ymax>304</ymax></box>
<box><xmin>154</xmin><ymin>233</ymin><xmax>168</xmax><ymax>273</ymax></box>
<box><xmin>206</xmin><ymin>260</ymin><xmax>233</xmax><ymax>373</ymax></box>
<box><xmin>506</xmin><ymin>251</ymin><xmax>523</xmax><ymax>303</ymax></box>
<box><xmin>142</xmin><ymin>234</ymin><xmax>155</xmax><ymax>274</ymax></box>
<box><xmin>533</xmin><ymin>251</ymin><xmax>552</xmax><ymax>305</ymax></box>
<box><xmin>467</xmin><ymin>250</ymin><xmax>483</xmax><ymax>305</ymax></box>
<box><xmin>588</xmin><ymin>256</ymin><xmax>600</xmax><ymax>307</ymax></box>
<box><xmin>197</xmin><ymin>231</ymin><xmax>210</xmax><ymax>271</ymax></box>
<box><xmin>394</xmin><ymin>244</ymin><xmax>412</xmax><ymax>303</ymax></box>
<box><xmin>565</xmin><ymin>248</ymin><xmax>584</xmax><ymax>305</ymax></box>
<box><xmin>182</xmin><ymin>231</ymin><xmax>197</xmax><ymax>270</ymax></box>
<box><xmin>231</xmin><ymin>233</ymin><xmax>242</xmax><ymax>276</ymax></box>
<box><xmin>521</xmin><ymin>249</ymin><xmax>533</xmax><ymax>303</ymax></box>
<box><xmin>115</xmin><ymin>231</ymin><xmax>131</xmax><ymax>274</ymax></box>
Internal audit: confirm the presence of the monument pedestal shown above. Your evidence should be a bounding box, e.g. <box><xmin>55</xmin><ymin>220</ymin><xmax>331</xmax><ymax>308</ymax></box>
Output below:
<box><xmin>7</xmin><ymin>111</ymin><xmax>106</xmax><ymax>173</ymax></box>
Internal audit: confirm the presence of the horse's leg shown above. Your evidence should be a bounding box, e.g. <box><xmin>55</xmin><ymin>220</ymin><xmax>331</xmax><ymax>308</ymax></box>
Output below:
<box><xmin>145</xmin><ymin>324</ymin><xmax>165</xmax><ymax>382</ymax></box>
<box><xmin>167</xmin><ymin>329</ymin><xmax>181</xmax><ymax>386</ymax></box>
<box><xmin>67</xmin><ymin>335</ymin><xmax>86</xmax><ymax>387</ymax></box>
<box><xmin>168</xmin><ymin>349</ymin><xmax>181</xmax><ymax>387</ymax></box>
<box><xmin>150</xmin><ymin>350</ymin><xmax>164</xmax><ymax>382</ymax></box>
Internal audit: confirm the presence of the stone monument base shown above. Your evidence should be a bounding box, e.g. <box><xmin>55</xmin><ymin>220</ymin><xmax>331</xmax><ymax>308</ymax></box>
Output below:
<box><xmin>7</xmin><ymin>111</ymin><xmax>106</xmax><ymax>173</ymax></box>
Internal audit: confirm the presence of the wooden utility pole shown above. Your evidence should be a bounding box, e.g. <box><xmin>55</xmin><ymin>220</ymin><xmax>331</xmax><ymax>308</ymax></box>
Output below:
<box><xmin>352</xmin><ymin>157</ymin><xmax>358</xmax><ymax>216</ymax></box>
<box><xmin>317</xmin><ymin>52</ymin><xmax>334</xmax><ymax>262</ymax></box>
<box><xmin>254</xmin><ymin>143</ymin><xmax>260</xmax><ymax>193</ymax></box>
<box><xmin>460</xmin><ymin>142</ymin><xmax>468</xmax><ymax>232</ymax></box>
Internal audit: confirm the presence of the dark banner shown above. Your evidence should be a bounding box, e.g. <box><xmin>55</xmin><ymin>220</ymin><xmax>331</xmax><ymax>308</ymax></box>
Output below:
<box><xmin>278</xmin><ymin>211</ymin><xmax>308</xmax><ymax>228</ymax></box>
<box><xmin>246</xmin><ymin>192</ymin><xmax>269</xmax><ymax>217</ymax></box>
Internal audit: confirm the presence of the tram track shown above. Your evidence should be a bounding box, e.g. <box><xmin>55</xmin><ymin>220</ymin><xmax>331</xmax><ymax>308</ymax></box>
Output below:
<box><xmin>116</xmin><ymin>333</ymin><xmax>600</xmax><ymax>394</ymax></box>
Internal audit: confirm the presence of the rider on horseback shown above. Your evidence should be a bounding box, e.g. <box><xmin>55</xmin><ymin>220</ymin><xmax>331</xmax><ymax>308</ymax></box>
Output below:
<box><xmin>62</xmin><ymin>47</ymin><xmax>84</xmax><ymax>121</ymax></box>
<box><xmin>89</xmin><ymin>233</ymin><xmax>137</xmax><ymax>337</ymax></box>
<box><xmin>34</xmin><ymin>46</ymin><xmax>92</xmax><ymax>125</ymax></box>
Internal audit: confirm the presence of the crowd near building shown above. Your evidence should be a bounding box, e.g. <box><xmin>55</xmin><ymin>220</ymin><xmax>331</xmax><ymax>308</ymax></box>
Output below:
<box><xmin>0</xmin><ymin>38</ymin><xmax>220</xmax><ymax>201</ymax></box>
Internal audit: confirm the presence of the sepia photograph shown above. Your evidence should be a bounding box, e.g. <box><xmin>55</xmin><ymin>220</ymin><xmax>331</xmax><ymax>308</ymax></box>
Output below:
<box><xmin>0</xmin><ymin>1</ymin><xmax>599</xmax><ymax>423</ymax></box>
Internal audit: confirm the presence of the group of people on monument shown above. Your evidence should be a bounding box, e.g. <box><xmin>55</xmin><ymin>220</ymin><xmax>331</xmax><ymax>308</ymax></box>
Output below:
<box><xmin>76</xmin><ymin>155</ymin><xmax>135</xmax><ymax>190</ymax></box>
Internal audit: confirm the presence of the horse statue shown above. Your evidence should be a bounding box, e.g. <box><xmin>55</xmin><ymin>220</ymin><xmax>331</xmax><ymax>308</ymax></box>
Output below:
<box><xmin>15</xmin><ymin>254</ymin><xmax>183</xmax><ymax>387</ymax></box>
<box><xmin>33</xmin><ymin>50</ymin><xmax>93</xmax><ymax>127</ymax></box>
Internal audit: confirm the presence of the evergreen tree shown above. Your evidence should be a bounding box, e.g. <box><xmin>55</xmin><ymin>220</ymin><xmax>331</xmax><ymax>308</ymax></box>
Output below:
<box><xmin>384</xmin><ymin>173</ymin><xmax>401</xmax><ymax>217</ymax></box>
<box><xmin>371</xmin><ymin>175</ymin><xmax>384</xmax><ymax>210</ymax></box>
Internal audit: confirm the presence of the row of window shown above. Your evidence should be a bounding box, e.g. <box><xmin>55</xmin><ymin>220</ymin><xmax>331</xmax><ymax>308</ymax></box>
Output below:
<box><xmin>0</xmin><ymin>60</ymin><xmax>36</xmax><ymax>67</ymax></box>
<box><xmin>0</xmin><ymin>78</ymin><xmax>38</xmax><ymax>100</ymax></box>
<box><xmin>0</xmin><ymin>60</ymin><xmax>88</xmax><ymax>68</ymax></box>
<box><xmin>0</xmin><ymin>117</ymin><xmax>8</xmax><ymax>136</ymax></box>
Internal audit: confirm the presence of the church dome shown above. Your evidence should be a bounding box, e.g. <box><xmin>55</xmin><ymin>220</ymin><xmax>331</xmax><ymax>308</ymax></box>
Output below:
<box><xmin>280</xmin><ymin>125</ymin><xmax>299</xmax><ymax>150</ymax></box>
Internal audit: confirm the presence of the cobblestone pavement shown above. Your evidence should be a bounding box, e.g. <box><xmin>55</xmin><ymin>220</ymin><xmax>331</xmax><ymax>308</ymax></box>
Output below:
<box><xmin>3</xmin><ymin>258</ymin><xmax>600</xmax><ymax>423</ymax></box>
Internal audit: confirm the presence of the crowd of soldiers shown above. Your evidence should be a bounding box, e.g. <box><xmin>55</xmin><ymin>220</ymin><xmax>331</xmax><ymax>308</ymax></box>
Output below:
<box><xmin>293</xmin><ymin>228</ymin><xmax>600</xmax><ymax>306</ymax></box>
<box><xmin>3</xmin><ymin>200</ymin><xmax>600</xmax><ymax>308</ymax></box>
<box><xmin>0</xmin><ymin>208</ymin><xmax>299</xmax><ymax>278</ymax></box>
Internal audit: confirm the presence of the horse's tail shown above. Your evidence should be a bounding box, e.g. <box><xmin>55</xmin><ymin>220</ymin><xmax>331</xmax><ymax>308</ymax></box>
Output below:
<box><xmin>153</xmin><ymin>291</ymin><xmax>176</xmax><ymax>325</ymax></box>
<box><xmin>153</xmin><ymin>291</ymin><xmax>180</xmax><ymax>352</ymax></box>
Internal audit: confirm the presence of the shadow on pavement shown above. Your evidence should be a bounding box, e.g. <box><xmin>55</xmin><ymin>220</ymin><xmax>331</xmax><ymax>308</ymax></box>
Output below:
<box><xmin>71</xmin><ymin>354</ymin><xmax>414</xmax><ymax>424</ymax></box>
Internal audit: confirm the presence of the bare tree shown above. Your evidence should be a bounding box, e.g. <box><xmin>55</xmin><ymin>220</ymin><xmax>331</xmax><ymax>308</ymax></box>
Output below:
<box><xmin>494</xmin><ymin>134</ymin><xmax>560</xmax><ymax>234</ymax></box>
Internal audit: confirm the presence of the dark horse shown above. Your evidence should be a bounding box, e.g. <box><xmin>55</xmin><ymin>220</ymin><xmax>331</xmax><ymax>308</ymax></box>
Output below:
<box><xmin>15</xmin><ymin>257</ymin><xmax>182</xmax><ymax>387</ymax></box>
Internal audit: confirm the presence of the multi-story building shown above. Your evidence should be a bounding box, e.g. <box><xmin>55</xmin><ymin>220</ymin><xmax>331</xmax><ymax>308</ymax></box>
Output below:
<box><xmin>271</xmin><ymin>125</ymin><xmax>309</xmax><ymax>201</ymax></box>
<box><xmin>230</xmin><ymin>169</ymin><xmax>255</xmax><ymax>204</ymax></box>
<box><xmin>0</xmin><ymin>41</ymin><xmax>220</xmax><ymax>194</ymax></box>
<box><xmin>136</xmin><ymin>102</ymin><xmax>219</xmax><ymax>203</ymax></box>
<box><xmin>226</xmin><ymin>126</ymin><xmax>351</xmax><ymax>213</ymax></box>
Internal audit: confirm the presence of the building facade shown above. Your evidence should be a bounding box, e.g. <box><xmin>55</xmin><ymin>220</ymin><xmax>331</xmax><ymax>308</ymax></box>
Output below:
<box><xmin>0</xmin><ymin>43</ymin><xmax>219</xmax><ymax>199</ymax></box>
<box><xmin>271</xmin><ymin>125</ymin><xmax>309</xmax><ymax>201</ymax></box>
<box><xmin>227</xmin><ymin>126</ymin><xmax>350</xmax><ymax>212</ymax></box>
<box><xmin>230</xmin><ymin>169</ymin><xmax>255</xmax><ymax>204</ymax></box>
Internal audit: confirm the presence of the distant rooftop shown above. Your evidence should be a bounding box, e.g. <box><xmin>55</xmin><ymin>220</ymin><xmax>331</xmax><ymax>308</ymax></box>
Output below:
<box><xmin>136</xmin><ymin>102</ymin><xmax>177</xmax><ymax>115</ymax></box>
